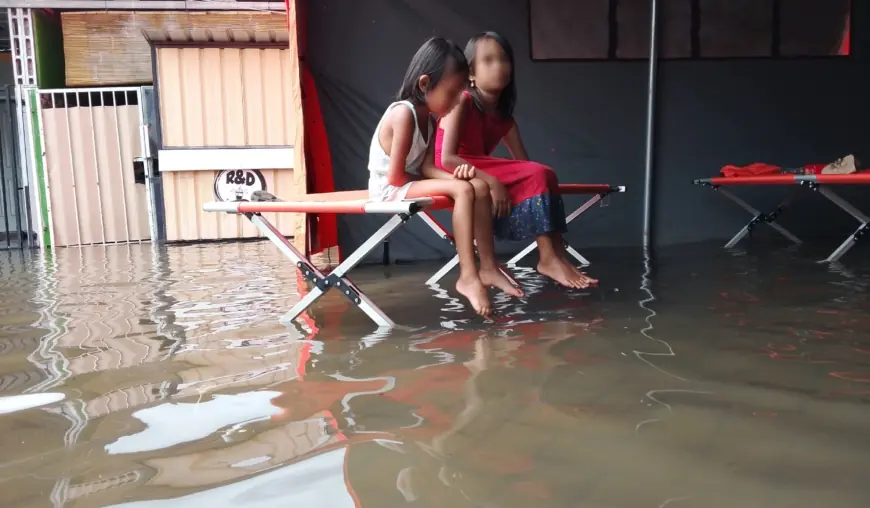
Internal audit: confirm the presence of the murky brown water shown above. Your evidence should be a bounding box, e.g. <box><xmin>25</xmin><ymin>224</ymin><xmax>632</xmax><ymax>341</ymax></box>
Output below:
<box><xmin>1</xmin><ymin>241</ymin><xmax>870</xmax><ymax>507</ymax></box>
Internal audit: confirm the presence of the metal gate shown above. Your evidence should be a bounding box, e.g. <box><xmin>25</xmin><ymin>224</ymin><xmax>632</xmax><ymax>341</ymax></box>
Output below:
<box><xmin>32</xmin><ymin>87</ymin><xmax>152</xmax><ymax>248</ymax></box>
<box><xmin>0</xmin><ymin>84</ymin><xmax>31</xmax><ymax>250</ymax></box>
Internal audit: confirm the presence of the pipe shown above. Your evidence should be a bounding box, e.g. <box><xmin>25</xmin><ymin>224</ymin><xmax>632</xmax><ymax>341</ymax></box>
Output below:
<box><xmin>642</xmin><ymin>0</ymin><xmax>659</xmax><ymax>249</ymax></box>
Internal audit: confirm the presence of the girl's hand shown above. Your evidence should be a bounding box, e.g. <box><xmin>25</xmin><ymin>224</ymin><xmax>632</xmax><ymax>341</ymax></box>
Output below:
<box><xmin>490</xmin><ymin>181</ymin><xmax>511</xmax><ymax>218</ymax></box>
<box><xmin>453</xmin><ymin>164</ymin><xmax>476</xmax><ymax>180</ymax></box>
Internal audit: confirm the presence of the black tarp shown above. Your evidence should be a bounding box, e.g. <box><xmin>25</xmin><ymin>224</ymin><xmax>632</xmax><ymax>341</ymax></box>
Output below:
<box><xmin>307</xmin><ymin>0</ymin><xmax>868</xmax><ymax>262</ymax></box>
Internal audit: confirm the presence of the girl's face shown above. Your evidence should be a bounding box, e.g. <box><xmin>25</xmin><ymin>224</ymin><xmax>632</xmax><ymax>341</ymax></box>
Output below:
<box><xmin>423</xmin><ymin>68</ymin><xmax>467</xmax><ymax>117</ymax></box>
<box><xmin>470</xmin><ymin>38</ymin><xmax>512</xmax><ymax>92</ymax></box>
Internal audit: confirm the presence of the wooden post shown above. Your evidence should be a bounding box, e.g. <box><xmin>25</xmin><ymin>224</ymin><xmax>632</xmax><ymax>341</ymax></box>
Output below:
<box><xmin>286</xmin><ymin>0</ymin><xmax>308</xmax><ymax>252</ymax></box>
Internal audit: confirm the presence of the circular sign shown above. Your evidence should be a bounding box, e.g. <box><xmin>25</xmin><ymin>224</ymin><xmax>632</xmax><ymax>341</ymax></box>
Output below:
<box><xmin>213</xmin><ymin>169</ymin><xmax>267</xmax><ymax>202</ymax></box>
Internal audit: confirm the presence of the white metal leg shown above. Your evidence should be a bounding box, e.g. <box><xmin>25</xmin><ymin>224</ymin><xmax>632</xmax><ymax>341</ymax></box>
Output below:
<box><xmin>419</xmin><ymin>211</ymin><xmax>518</xmax><ymax>287</ymax></box>
<box><xmin>564</xmin><ymin>244</ymin><xmax>590</xmax><ymax>266</ymax></box>
<box><xmin>427</xmin><ymin>255</ymin><xmax>460</xmax><ymax>286</ymax></box>
<box><xmin>249</xmin><ymin>212</ymin><xmax>407</xmax><ymax>328</ymax></box>
<box><xmin>506</xmin><ymin>194</ymin><xmax>603</xmax><ymax>267</ymax></box>
<box><xmin>815</xmin><ymin>186</ymin><xmax>869</xmax><ymax>263</ymax></box>
<box><xmin>715</xmin><ymin>187</ymin><xmax>802</xmax><ymax>248</ymax></box>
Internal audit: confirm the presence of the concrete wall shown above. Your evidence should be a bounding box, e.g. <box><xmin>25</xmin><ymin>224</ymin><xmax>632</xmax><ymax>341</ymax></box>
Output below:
<box><xmin>307</xmin><ymin>0</ymin><xmax>868</xmax><ymax>259</ymax></box>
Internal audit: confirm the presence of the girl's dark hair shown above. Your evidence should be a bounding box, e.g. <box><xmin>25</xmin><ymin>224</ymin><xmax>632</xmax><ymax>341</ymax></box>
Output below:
<box><xmin>465</xmin><ymin>31</ymin><xmax>516</xmax><ymax>119</ymax></box>
<box><xmin>397</xmin><ymin>37</ymin><xmax>469</xmax><ymax>105</ymax></box>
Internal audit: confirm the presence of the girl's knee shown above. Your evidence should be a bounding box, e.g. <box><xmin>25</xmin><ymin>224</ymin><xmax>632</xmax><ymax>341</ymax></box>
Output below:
<box><xmin>450</xmin><ymin>180</ymin><xmax>475</xmax><ymax>200</ymax></box>
<box><xmin>469</xmin><ymin>178</ymin><xmax>490</xmax><ymax>198</ymax></box>
<box><xmin>531</xmin><ymin>164</ymin><xmax>559</xmax><ymax>190</ymax></box>
<box><xmin>540</xmin><ymin>166</ymin><xmax>559</xmax><ymax>185</ymax></box>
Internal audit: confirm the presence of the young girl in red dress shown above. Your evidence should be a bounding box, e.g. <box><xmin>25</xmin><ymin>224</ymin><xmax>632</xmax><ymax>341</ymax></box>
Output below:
<box><xmin>426</xmin><ymin>32</ymin><xmax>596</xmax><ymax>289</ymax></box>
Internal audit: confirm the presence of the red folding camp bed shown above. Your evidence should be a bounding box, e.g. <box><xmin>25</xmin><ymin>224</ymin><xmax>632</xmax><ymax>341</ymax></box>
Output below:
<box><xmin>420</xmin><ymin>184</ymin><xmax>626</xmax><ymax>285</ymax></box>
<box><xmin>693</xmin><ymin>173</ymin><xmax>870</xmax><ymax>262</ymax></box>
<box><xmin>205</xmin><ymin>183</ymin><xmax>625</xmax><ymax>327</ymax></box>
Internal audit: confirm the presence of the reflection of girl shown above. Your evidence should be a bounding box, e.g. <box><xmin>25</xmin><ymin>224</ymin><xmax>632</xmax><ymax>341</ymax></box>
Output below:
<box><xmin>428</xmin><ymin>32</ymin><xmax>596</xmax><ymax>289</ymax></box>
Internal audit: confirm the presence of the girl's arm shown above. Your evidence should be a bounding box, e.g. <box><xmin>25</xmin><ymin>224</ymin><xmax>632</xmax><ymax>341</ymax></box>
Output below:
<box><xmin>439</xmin><ymin>95</ymin><xmax>477</xmax><ymax>170</ymax></box>
<box><xmin>439</xmin><ymin>94</ymin><xmax>498</xmax><ymax>185</ymax></box>
<box><xmin>421</xmin><ymin>137</ymin><xmax>453</xmax><ymax>180</ymax></box>
<box><xmin>386</xmin><ymin>107</ymin><xmax>416</xmax><ymax>187</ymax></box>
<box><xmin>502</xmin><ymin>122</ymin><xmax>530</xmax><ymax>161</ymax></box>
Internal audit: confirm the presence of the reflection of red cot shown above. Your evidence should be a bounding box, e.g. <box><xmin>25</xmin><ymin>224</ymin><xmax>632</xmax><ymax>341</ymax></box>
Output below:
<box><xmin>511</xmin><ymin>481</ymin><xmax>552</xmax><ymax>500</ymax></box>
<box><xmin>829</xmin><ymin>371</ymin><xmax>870</xmax><ymax>383</ymax></box>
<box><xmin>839</xmin><ymin>12</ymin><xmax>851</xmax><ymax>56</ymax></box>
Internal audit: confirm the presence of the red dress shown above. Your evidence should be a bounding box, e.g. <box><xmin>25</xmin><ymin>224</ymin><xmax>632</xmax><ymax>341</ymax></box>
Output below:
<box><xmin>434</xmin><ymin>92</ymin><xmax>567</xmax><ymax>241</ymax></box>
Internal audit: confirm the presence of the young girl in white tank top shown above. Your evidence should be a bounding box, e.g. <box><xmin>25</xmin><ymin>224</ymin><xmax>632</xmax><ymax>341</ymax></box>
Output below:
<box><xmin>363</xmin><ymin>37</ymin><xmax>523</xmax><ymax>318</ymax></box>
<box><xmin>368</xmin><ymin>101</ymin><xmax>432</xmax><ymax>201</ymax></box>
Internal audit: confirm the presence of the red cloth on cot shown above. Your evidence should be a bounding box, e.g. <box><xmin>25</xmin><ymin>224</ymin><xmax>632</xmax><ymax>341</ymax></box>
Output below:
<box><xmin>720</xmin><ymin>163</ymin><xmax>781</xmax><ymax>178</ymax></box>
<box><xmin>802</xmin><ymin>164</ymin><xmax>825</xmax><ymax>175</ymax></box>
<box><xmin>434</xmin><ymin>91</ymin><xmax>558</xmax><ymax>204</ymax></box>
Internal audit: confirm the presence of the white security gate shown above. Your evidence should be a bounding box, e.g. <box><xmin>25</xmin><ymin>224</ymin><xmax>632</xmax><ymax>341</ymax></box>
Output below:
<box><xmin>32</xmin><ymin>87</ymin><xmax>154</xmax><ymax>248</ymax></box>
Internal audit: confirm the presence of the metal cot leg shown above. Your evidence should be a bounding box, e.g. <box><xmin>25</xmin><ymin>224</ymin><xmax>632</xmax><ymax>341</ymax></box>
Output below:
<box><xmin>506</xmin><ymin>193</ymin><xmax>604</xmax><ymax>267</ymax></box>
<box><xmin>249</xmin><ymin>212</ymin><xmax>411</xmax><ymax>328</ymax></box>
<box><xmin>713</xmin><ymin>187</ymin><xmax>802</xmax><ymax>248</ymax></box>
<box><xmin>814</xmin><ymin>186</ymin><xmax>870</xmax><ymax>263</ymax></box>
<box><xmin>419</xmin><ymin>211</ymin><xmax>517</xmax><ymax>287</ymax></box>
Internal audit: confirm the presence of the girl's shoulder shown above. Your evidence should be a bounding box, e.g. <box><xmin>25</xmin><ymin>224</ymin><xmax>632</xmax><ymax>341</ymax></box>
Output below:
<box><xmin>384</xmin><ymin>101</ymin><xmax>415</xmax><ymax>124</ymax></box>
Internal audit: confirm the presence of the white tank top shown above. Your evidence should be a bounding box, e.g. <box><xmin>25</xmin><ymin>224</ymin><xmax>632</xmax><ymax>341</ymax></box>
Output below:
<box><xmin>368</xmin><ymin>101</ymin><xmax>432</xmax><ymax>201</ymax></box>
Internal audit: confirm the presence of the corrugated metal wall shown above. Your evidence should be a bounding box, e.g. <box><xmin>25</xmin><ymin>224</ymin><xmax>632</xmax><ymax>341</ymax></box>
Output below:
<box><xmin>156</xmin><ymin>46</ymin><xmax>301</xmax><ymax>242</ymax></box>
<box><xmin>157</xmin><ymin>47</ymin><xmax>295</xmax><ymax>147</ymax></box>
<box><xmin>38</xmin><ymin>88</ymin><xmax>151</xmax><ymax>247</ymax></box>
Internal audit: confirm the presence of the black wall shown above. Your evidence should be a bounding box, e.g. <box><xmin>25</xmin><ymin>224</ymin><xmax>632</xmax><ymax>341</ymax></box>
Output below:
<box><xmin>307</xmin><ymin>0</ymin><xmax>868</xmax><ymax>260</ymax></box>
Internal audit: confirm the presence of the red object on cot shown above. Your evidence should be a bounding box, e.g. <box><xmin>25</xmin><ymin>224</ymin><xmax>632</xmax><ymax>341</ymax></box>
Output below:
<box><xmin>720</xmin><ymin>163</ymin><xmax>781</xmax><ymax>178</ymax></box>
<box><xmin>802</xmin><ymin>164</ymin><xmax>825</xmax><ymax>175</ymax></box>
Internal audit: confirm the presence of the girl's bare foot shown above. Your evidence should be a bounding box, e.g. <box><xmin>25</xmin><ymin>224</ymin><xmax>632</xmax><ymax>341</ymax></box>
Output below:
<box><xmin>537</xmin><ymin>258</ymin><xmax>589</xmax><ymax>289</ymax></box>
<box><xmin>563</xmin><ymin>259</ymin><xmax>598</xmax><ymax>286</ymax></box>
<box><xmin>479</xmin><ymin>267</ymin><xmax>524</xmax><ymax>297</ymax></box>
<box><xmin>456</xmin><ymin>275</ymin><xmax>492</xmax><ymax>317</ymax></box>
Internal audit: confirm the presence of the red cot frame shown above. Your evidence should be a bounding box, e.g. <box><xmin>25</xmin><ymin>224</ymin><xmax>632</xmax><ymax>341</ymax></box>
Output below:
<box><xmin>204</xmin><ymin>183</ymin><xmax>624</xmax><ymax>327</ymax></box>
<box><xmin>693</xmin><ymin>173</ymin><xmax>870</xmax><ymax>263</ymax></box>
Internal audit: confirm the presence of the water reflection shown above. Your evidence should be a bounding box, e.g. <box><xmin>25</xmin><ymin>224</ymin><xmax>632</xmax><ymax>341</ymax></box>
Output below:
<box><xmin>1</xmin><ymin>242</ymin><xmax>870</xmax><ymax>507</ymax></box>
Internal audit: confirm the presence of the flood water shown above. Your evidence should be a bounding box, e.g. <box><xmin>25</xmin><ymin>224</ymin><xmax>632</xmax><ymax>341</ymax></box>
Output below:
<box><xmin>1</xmin><ymin>240</ymin><xmax>869</xmax><ymax>507</ymax></box>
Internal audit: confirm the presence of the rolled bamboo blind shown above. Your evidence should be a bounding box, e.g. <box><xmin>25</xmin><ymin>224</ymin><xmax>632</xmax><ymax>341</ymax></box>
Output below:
<box><xmin>62</xmin><ymin>11</ymin><xmax>288</xmax><ymax>86</ymax></box>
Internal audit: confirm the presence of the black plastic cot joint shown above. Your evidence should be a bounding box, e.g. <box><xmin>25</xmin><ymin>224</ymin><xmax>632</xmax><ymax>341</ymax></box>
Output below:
<box><xmin>766</xmin><ymin>207</ymin><xmax>784</xmax><ymax>221</ymax></box>
<box><xmin>747</xmin><ymin>214</ymin><xmax>764</xmax><ymax>229</ymax></box>
<box><xmin>406</xmin><ymin>201</ymin><xmax>423</xmax><ymax>216</ymax></box>
<box><xmin>324</xmin><ymin>274</ymin><xmax>362</xmax><ymax>305</ymax></box>
<box><xmin>297</xmin><ymin>261</ymin><xmax>322</xmax><ymax>285</ymax></box>
<box><xmin>855</xmin><ymin>224</ymin><xmax>869</xmax><ymax>240</ymax></box>
<box><xmin>295</xmin><ymin>261</ymin><xmax>362</xmax><ymax>305</ymax></box>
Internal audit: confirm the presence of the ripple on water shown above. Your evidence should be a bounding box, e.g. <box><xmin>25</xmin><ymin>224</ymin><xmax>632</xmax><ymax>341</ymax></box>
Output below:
<box><xmin>0</xmin><ymin>242</ymin><xmax>869</xmax><ymax>507</ymax></box>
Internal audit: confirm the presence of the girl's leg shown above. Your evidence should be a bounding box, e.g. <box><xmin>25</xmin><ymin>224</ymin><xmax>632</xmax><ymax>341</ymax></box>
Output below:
<box><xmin>406</xmin><ymin>179</ymin><xmax>491</xmax><ymax>317</ymax></box>
<box><xmin>535</xmin><ymin>234</ymin><xmax>589</xmax><ymax>289</ymax></box>
<box><xmin>467</xmin><ymin>178</ymin><xmax>523</xmax><ymax>297</ymax></box>
<box><xmin>550</xmin><ymin>232</ymin><xmax>597</xmax><ymax>285</ymax></box>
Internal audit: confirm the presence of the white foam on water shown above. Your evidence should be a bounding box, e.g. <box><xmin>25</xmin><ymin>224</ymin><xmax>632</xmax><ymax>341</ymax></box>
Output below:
<box><xmin>0</xmin><ymin>392</ymin><xmax>66</xmax><ymax>415</ymax></box>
